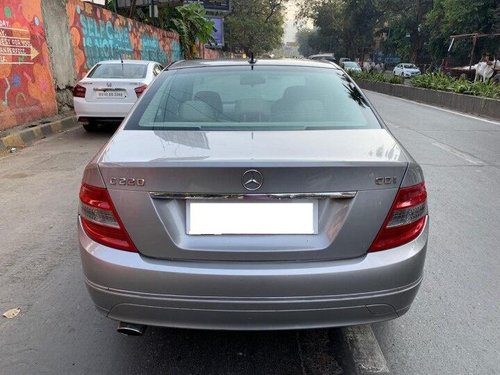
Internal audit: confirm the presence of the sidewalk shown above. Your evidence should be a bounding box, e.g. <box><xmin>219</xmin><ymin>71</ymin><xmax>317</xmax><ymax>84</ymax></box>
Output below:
<box><xmin>0</xmin><ymin>112</ymin><xmax>78</xmax><ymax>154</ymax></box>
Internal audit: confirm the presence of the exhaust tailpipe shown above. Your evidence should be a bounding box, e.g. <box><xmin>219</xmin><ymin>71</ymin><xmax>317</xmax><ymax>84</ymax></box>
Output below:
<box><xmin>117</xmin><ymin>322</ymin><xmax>146</xmax><ymax>336</ymax></box>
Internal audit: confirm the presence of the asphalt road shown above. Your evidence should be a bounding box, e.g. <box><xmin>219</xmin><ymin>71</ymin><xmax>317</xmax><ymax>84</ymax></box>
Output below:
<box><xmin>366</xmin><ymin>92</ymin><xmax>500</xmax><ymax>374</ymax></box>
<box><xmin>0</xmin><ymin>127</ymin><xmax>343</xmax><ymax>375</ymax></box>
<box><xmin>0</xmin><ymin>92</ymin><xmax>499</xmax><ymax>374</ymax></box>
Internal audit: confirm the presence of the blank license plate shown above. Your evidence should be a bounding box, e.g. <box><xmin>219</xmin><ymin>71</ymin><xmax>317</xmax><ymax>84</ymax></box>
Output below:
<box><xmin>187</xmin><ymin>200</ymin><xmax>318</xmax><ymax>235</ymax></box>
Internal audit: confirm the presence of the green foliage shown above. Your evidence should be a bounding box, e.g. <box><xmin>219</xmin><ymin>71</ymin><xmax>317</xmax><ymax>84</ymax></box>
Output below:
<box><xmin>350</xmin><ymin>71</ymin><xmax>405</xmax><ymax>84</ymax></box>
<box><xmin>411</xmin><ymin>73</ymin><xmax>500</xmax><ymax>99</ymax></box>
<box><xmin>224</xmin><ymin>0</ymin><xmax>287</xmax><ymax>55</ymax></box>
<box><xmin>351</xmin><ymin>71</ymin><xmax>500</xmax><ymax>98</ymax></box>
<box><xmin>296</xmin><ymin>0</ymin><xmax>499</xmax><ymax>65</ymax></box>
<box><xmin>160</xmin><ymin>3</ymin><xmax>215</xmax><ymax>59</ymax></box>
<box><xmin>426</xmin><ymin>0</ymin><xmax>499</xmax><ymax>64</ymax></box>
<box><xmin>296</xmin><ymin>0</ymin><xmax>378</xmax><ymax>57</ymax></box>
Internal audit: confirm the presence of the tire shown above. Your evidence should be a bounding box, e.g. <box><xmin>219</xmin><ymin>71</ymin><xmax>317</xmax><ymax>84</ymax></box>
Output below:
<box><xmin>82</xmin><ymin>120</ymin><xmax>98</xmax><ymax>132</ymax></box>
<box><xmin>493</xmin><ymin>74</ymin><xmax>500</xmax><ymax>85</ymax></box>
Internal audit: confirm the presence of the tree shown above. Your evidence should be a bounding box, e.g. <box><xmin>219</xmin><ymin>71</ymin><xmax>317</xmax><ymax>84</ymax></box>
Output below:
<box><xmin>160</xmin><ymin>3</ymin><xmax>215</xmax><ymax>59</ymax></box>
<box><xmin>426</xmin><ymin>0</ymin><xmax>499</xmax><ymax>64</ymax></box>
<box><xmin>296</xmin><ymin>29</ymin><xmax>325</xmax><ymax>56</ymax></box>
<box><xmin>342</xmin><ymin>0</ymin><xmax>379</xmax><ymax>57</ymax></box>
<box><xmin>295</xmin><ymin>0</ymin><xmax>379</xmax><ymax>58</ymax></box>
<box><xmin>375</xmin><ymin>0</ymin><xmax>433</xmax><ymax>63</ymax></box>
<box><xmin>224</xmin><ymin>0</ymin><xmax>287</xmax><ymax>55</ymax></box>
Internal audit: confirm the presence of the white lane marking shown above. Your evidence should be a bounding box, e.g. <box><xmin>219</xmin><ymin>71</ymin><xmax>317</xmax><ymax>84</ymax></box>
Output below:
<box><xmin>432</xmin><ymin>142</ymin><xmax>484</xmax><ymax>165</ymax></box>
<box><xmin>369</xmin><ymin>91</ymin><xmax>500</xmax><ymax>127</ymax></box>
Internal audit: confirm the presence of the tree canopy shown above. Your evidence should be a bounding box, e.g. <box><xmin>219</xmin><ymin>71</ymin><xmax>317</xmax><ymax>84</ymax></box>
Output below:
<box><xmin>160</xmin><ymin>3</ymin><xmax>215</xmax><ymax>59</ymax></box>
<box><xmin>296</xmin><ymin>0</ymin><xmax>499</xmax><ymax>64</ymax></box>
<box><xmin>224</xmin><ymin>0</ymin><xmax>287</xmax><ymax>55</ymax></box>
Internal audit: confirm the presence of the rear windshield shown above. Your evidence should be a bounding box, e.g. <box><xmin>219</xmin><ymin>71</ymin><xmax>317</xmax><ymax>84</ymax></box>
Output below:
<box><xmin>87</xmin><ymin>63</ymin><xmax>148</xmax><ymax>79</ymax></box>
<box><xmin>126</xmin><ymin>66</ymin><xmax>381</xmax><ymax>131</ymax></box>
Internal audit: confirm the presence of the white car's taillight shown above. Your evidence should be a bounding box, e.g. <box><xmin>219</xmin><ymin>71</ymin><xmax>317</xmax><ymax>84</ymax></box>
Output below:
<box><xmin>369</xmin><ymin>182</ymin><xmax>427</xmax><ymax>252</ymax></box>
<box><xmin>73</xmin><ymin>84</ymin><xmax>86</xmax><ymax>98</ymax></box>
<box><xmin>79</xmin><ymin>182</ymin><xmax>137</xmax><ymax>252</ymax></box>
<box><xmin>134</xmin><ymin>84</ymin><xmax>148</xmax><ymax>97</ymax></box>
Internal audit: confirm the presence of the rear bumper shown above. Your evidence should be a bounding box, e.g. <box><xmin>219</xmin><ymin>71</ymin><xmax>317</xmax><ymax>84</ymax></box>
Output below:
<box><xmin>79</xmin><ymin>217</ymin><xmax>428</xmax><ymax>330</ymax></box>
<box><xmin>73</xmin><ymin>98</ymin><xmax>134</xmax><ymax>119</ymax></box>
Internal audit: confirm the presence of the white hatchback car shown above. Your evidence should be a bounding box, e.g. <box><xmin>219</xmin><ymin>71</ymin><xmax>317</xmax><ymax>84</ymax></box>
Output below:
<box><xmin>393</xmin><ymin>63</ymin><xmax>421</xmax><ymax>78</ymax></box>
<box><xmin>73</xmin><ymin>60</ymin><xmax>164</xmax><ymax>131</ymax></box>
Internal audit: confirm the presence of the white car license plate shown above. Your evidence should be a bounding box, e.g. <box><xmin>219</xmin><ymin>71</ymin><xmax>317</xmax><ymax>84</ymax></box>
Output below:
<box><xmin>97</xmin><ymin>91</ymin><xmax>125</xmax><ymax>98</ymax></box>
<box><xmin>187</xmin><ymin>200</ymin><xmax>318</xmax><ymax>235</ymax></box>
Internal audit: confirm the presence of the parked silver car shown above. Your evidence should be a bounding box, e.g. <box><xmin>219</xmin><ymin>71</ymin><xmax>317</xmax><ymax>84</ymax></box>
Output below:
<box><xmin>78</xmin><ymin>59</ymin><xmax>428</xmax><ymax>335</ymax></box>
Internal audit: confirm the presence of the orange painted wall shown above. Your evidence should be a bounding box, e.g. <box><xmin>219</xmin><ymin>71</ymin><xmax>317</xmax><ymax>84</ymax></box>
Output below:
<box><xmin>0</xmin><ymin>1</ymin><xmax>57</xmax><ymax>131</ymax></box>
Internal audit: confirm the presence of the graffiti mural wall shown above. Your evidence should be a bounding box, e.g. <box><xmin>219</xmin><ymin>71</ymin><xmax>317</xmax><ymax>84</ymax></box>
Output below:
<box><xmin>202</xmin><ymin>45</ymin><xmax>221</xmax><ymax>60</ymax></box>
<box><xmin>0</xmin><ymin>0</ymin><xmax>57</xmax><ymax>131</ymax></box>
<box><xmin>66</xmin><ymin>0</ymin><xmax>182</xmax><ymax>79</ymax></box>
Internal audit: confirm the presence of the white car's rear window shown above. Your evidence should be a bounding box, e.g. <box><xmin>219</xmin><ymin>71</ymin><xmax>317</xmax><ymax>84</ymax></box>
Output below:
<box><xmin>126</xmin><ymin>66</ymin><xmax>381</xmax><ymax>131</ymax></box>
<box><xmin>88</xmin><ymin>63</ymin><xmax>148</xmax><ymax>79</ymax></box>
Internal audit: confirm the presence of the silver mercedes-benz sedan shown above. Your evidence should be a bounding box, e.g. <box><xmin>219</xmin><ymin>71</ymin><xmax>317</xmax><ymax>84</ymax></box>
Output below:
<box><xmin>78</xmin><ymin>59</ymin><xmax>428</xmax><ymax>335</ymax></box>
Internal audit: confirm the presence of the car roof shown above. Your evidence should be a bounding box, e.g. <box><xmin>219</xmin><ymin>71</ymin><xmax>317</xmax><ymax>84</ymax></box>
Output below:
<box><xmin>96</xmin><ymin>60</ymin><xmax>157</xmax><ymax>65</ymax></box>
<box><xmin>309</xmin><ymin>53</ymin><xmax>335</xmax><ymax>57</ymax></box>
<box><xmin>167</xmin><ymin>59</ymin><xmax>342</xmax><ymax>70</ymax></box>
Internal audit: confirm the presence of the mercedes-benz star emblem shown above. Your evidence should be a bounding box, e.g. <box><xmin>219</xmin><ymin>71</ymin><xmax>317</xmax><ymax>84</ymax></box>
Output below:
<box><xmin>242</xmin><ymin>169</ymin><xmax>263</xmax><ymax>191</ymax></box>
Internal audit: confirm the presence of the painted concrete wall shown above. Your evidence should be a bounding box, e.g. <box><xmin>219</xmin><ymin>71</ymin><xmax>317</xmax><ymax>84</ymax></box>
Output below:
<box><xmin>41</xmin><ymin>0</ymin><xmax>77</xmax><ymax>111</ymax></box>
<box><xmin>1</xmin><ymin>0</ymin><xmax>220</xmax><ymax>131</ymax></box>
<box><xmin>66</xmin><ymin>0</ymin><xmax>182</xmax><ymax>80</ymax></box>
<box><xmin>0</xmin><ymin>0</ymin><xmax>58</xmax><ymax>131</ymax></box>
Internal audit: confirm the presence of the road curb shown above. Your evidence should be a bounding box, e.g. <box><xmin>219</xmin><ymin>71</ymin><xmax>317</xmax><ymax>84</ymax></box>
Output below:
<box><xmin>332</xmin><ymin>325</ymin><xmax>390</xmax><ymax>375</ymax></box>
<box><xmin>356</xmin><ymin>79</ymin><xmax>500</xmax><ymax>120</ymax></box>
<box><xmin>0</xmin><ymin>116</ymin><xmax>78</xmax><ymax>152</ymax></box>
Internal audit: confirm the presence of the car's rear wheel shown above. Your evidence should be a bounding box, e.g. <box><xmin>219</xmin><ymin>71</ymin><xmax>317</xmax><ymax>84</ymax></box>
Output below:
<box><xmin>83</xmin><ymin>120</ymin><xmax>98</xmax><ymax>132</ymax></box>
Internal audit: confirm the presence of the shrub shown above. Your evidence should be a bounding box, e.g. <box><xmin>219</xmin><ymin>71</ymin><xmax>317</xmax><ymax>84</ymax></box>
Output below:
<box><xmin>350</xmin><ymin>71</ymin><xmax>404</xmax><ymax>85</ymax></box>
<box><xmin>410</xmin><ymin>73</ymin><xmax>500</xmax><ymax>99</ymax></box>
<box><xmin>351</xmin><ymin>71</ymin><xmax>500</xmax><ymax>99</ymax></box>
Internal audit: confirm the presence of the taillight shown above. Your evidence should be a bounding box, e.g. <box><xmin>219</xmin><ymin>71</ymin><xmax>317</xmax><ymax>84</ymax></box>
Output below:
<box><xmin>134</xmin><ymin>84</ymin><xmax>148</xmax><ymax>97</ymax></box>
<box><xmin>369</xmin><ymin>182</ymin><xmax>427</xmax><ymax>252</ymax></box>
<box><xmin>79</xmin><ymin>183</ymin><xmax>137</xmax><ymax>252</ymax></box>
<box><xmin>73</xmin><ymin>84</ymin><xmax>86</xmax><ymax>98</ymax></box>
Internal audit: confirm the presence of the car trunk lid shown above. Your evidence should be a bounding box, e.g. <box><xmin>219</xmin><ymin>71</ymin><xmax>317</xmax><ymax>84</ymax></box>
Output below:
<box><xmin>98</xmin><ymin>129</ymin><xmax>408</xmax><ymax>261</ymax></box>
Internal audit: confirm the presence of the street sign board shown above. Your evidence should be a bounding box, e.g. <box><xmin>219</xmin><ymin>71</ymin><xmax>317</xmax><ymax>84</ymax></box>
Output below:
<box><xmin>207</xmin><ymin>16</ymin><xmax>224</xmax><ymax>47</ymax></box>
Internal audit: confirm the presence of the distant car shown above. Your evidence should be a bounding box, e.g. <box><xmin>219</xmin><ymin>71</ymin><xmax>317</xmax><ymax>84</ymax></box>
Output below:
<box><xmin>342</xmin><ymin>61</ymin><xmax>362</xmax><ymax>73</ymax></box>
<box><xmin>393</xmin><ymin>63</ymin><xmax>421</xmax><ymax>78</ymax></box>
<box><xmin>339</xmin><ymin>57</ymin><xmax>351</xmax><ymax>64</ymax></box>
<box><xmin>73</xmin><ymin>60</ymin><xmax>164</xmax><ymax>132</ymax></box>
<box><xmin>309</xmin><ymin>53</ymin><xmax>337</xmax><ymax>63</ymax></box>
<box><xmin>78</xmin><ymin>59</ymin><xmax>429</xmax><ymax>335</ymax></box>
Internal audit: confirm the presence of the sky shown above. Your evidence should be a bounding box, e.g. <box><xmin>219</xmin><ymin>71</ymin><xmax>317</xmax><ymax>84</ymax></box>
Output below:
<box><xmin>284</xmin><ymin>3</ymin><xmax>298</xmax><ymax>43</ymax></box>
<box><xmin>283</xmin><ymin>3</ymin><xmax>312</xmax><ymax>44</ymax></box>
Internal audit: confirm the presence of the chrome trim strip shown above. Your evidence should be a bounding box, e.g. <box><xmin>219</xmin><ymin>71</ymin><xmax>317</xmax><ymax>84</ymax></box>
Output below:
<box><xmin>149</xmin><ymin>192</ymin><xmax>356</xmax><ymax>200</ymax></box>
